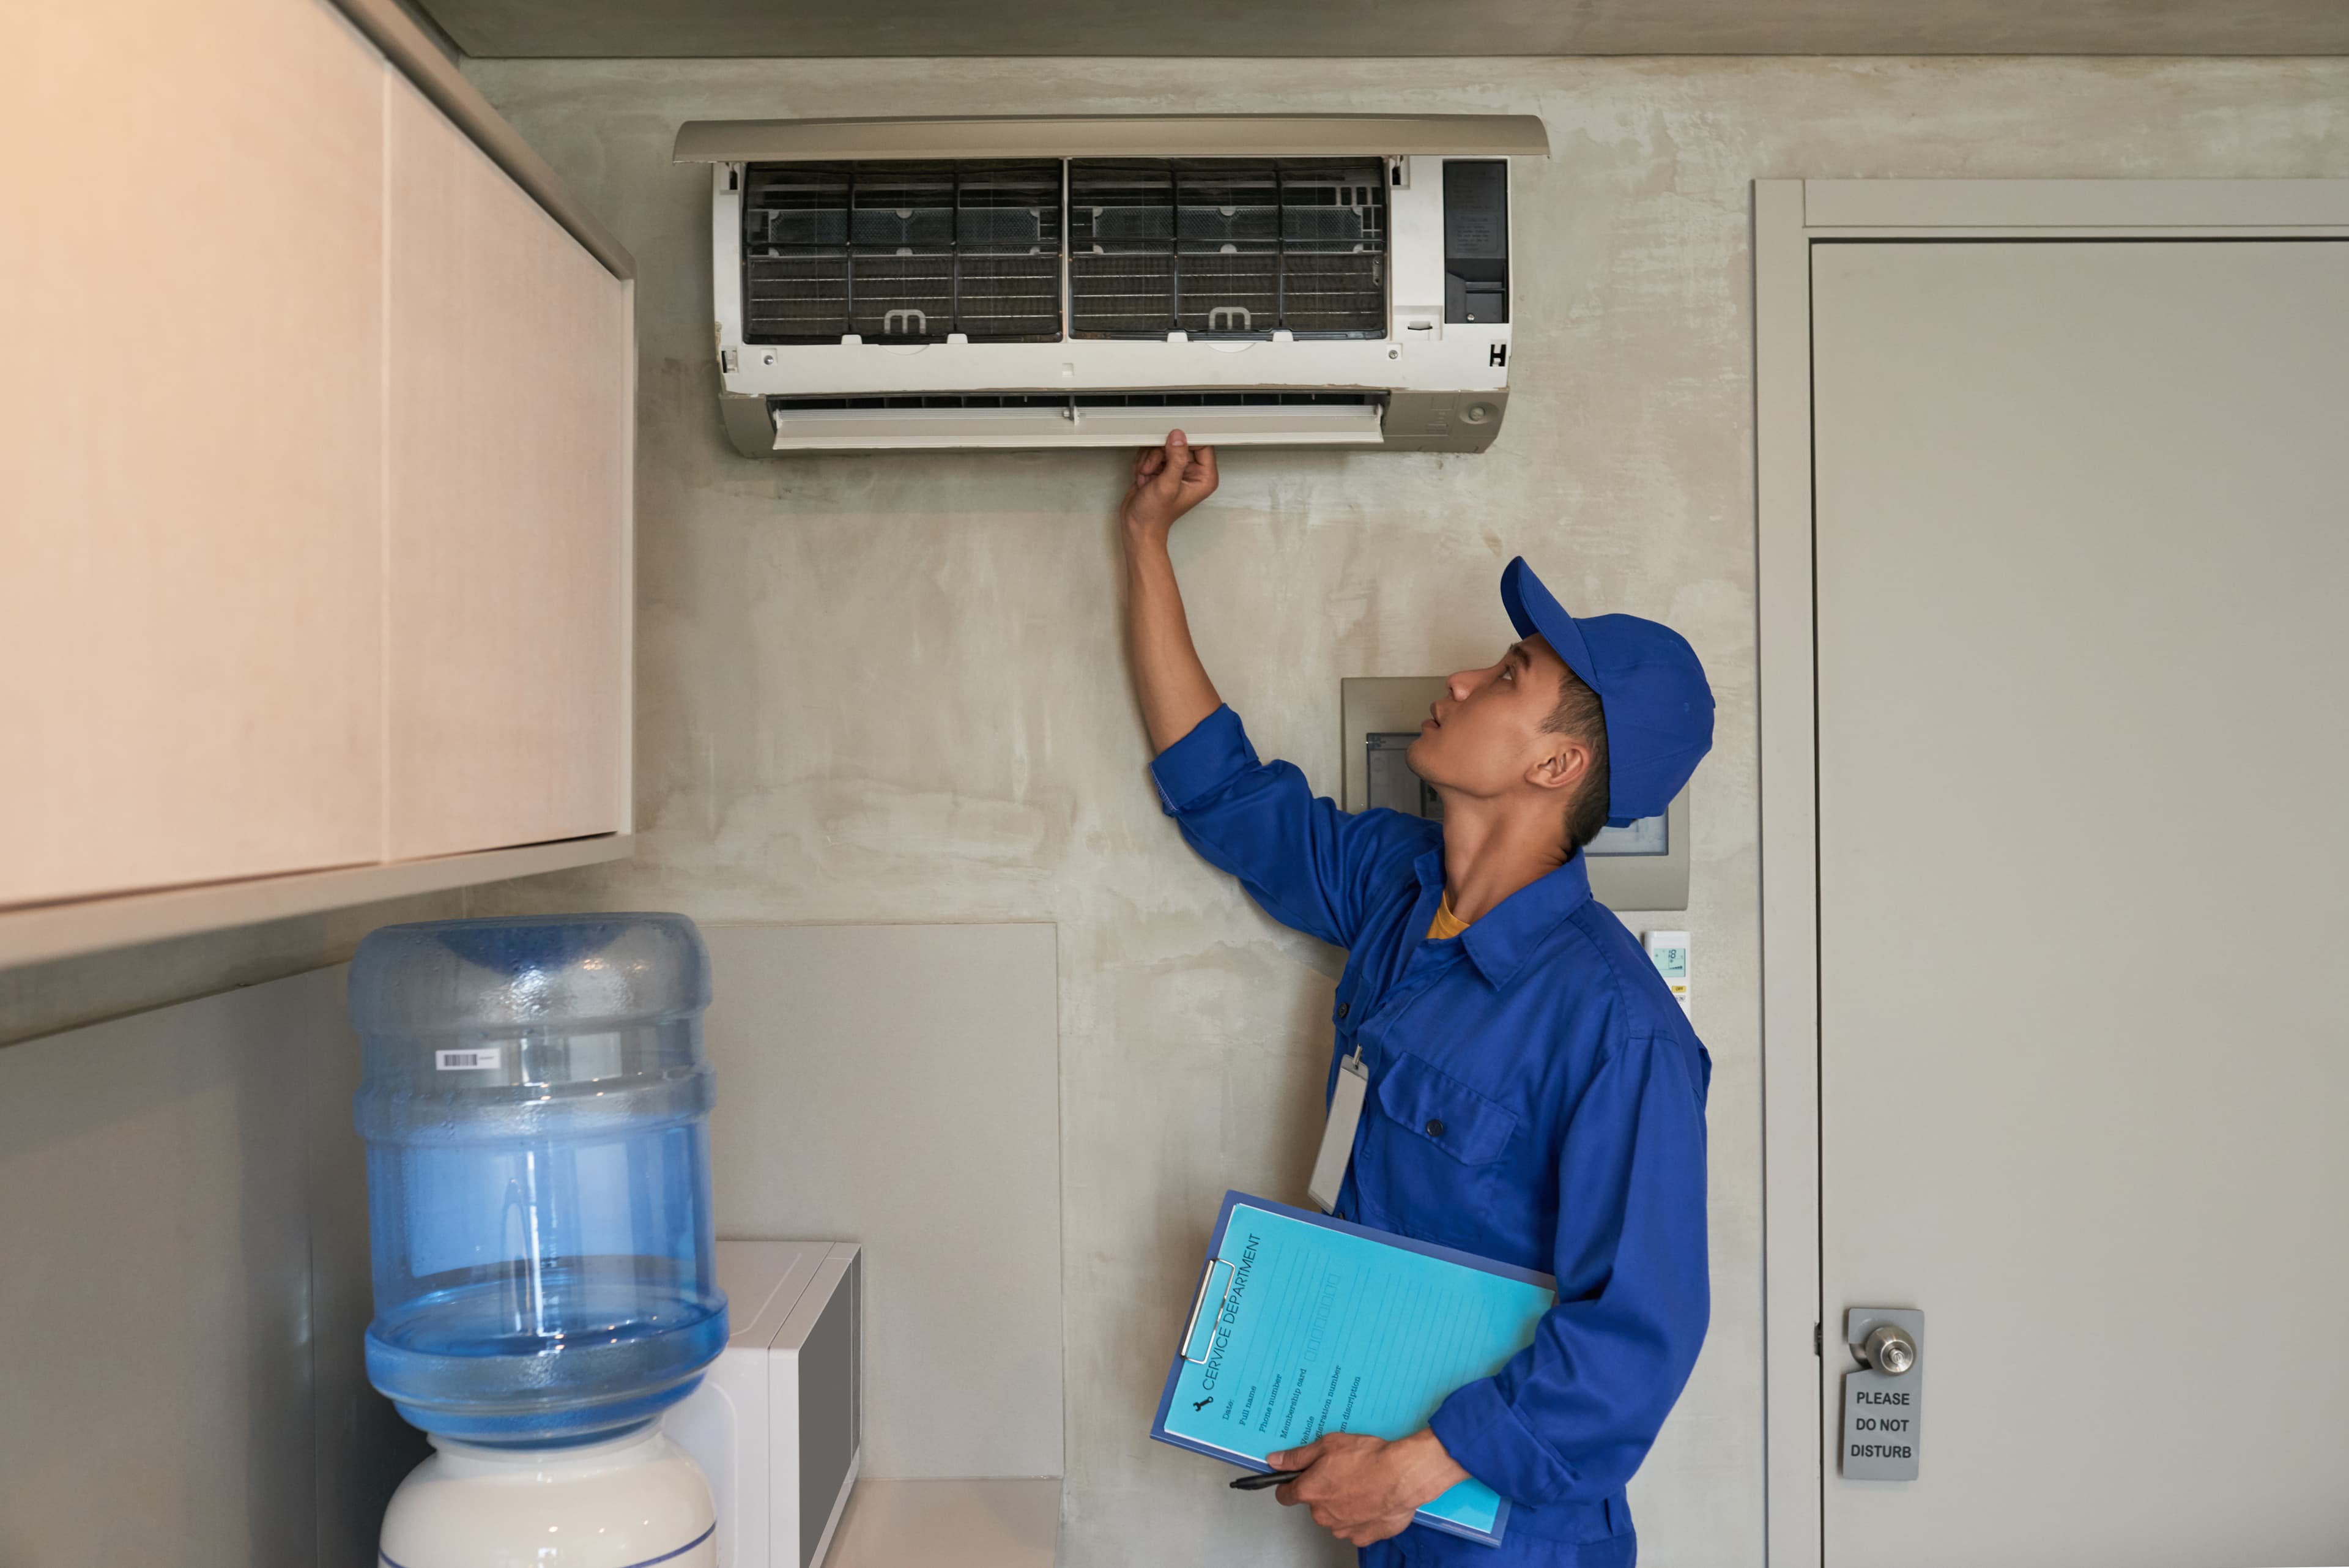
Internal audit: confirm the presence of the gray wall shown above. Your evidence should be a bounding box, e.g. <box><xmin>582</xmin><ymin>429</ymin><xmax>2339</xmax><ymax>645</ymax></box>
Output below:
<box><xmin>455</xmin><ymin>53</ymin><xmax>2347</xmax><ymax>1567</ymax></box>
<box><xmin>0</xmin><ymin>966</ymin><xmax>423</xmax><ymax>1567</ymax></box>
<box><xmin>700</xmin><ymin>923</ymin><xmax>1064</xmax><ymax>1481</ymax></box>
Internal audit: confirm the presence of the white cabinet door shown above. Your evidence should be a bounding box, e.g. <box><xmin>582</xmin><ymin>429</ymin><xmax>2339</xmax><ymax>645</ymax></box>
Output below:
<box><xmin>0</xmin><ymin>0</ymin><xmax>386</xmax><ymax>904</ymax></box>
<box><xmin>1811</xmin><ymin>240</ymin><xmax>2349</xmax><ymax>1565</ymax></box>
<box><xmin>384</xmin><ymin>76</ymin><xmax>631</xmax><ymax>860</ymax></box>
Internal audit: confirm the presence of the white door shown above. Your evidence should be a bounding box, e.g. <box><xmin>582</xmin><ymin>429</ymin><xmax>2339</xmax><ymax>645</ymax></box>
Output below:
<box><xmin>1806</xmin><ymin>237</ymin><xmax>2349</xmax><ymax>1565</ymax></box>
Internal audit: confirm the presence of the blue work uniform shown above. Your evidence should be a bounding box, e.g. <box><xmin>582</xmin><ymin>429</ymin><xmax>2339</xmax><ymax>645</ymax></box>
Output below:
<box><xmin>1152</xmin><ymin>707</ymin><xmax>1712</xmax><ymax>1568</ymax></box>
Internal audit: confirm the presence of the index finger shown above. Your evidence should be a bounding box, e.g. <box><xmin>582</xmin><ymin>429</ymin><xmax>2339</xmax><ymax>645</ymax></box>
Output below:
<box><xmin>1189</xmin><ymin>443</ymin><xmax>1219</xmax><ymax>485</ymax></box>
<box><xmin>1266</xmin><ymin>1438</ymin><xmax>1322</xmax><ymax>1470</ymax></box>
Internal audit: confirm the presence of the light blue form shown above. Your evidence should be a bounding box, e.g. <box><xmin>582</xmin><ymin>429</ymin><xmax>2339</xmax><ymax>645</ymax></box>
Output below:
<box><xmin>1158</xmin><ymin>1201</ymin><xmax>1554</xmax><ymax>1542</ymax></box>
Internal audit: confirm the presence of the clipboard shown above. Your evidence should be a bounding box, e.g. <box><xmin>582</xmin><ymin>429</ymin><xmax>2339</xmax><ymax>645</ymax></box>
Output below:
<box><xmin>1148</xmin><ymin>1191</ymin><xmax>1556</xmax><ymax>1548</ymax></box>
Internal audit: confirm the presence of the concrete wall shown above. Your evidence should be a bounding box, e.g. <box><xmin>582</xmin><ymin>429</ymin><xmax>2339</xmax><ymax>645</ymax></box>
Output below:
<box><xmin>451</xmin><ymin>56</ymin><xmax>2349</xmax><ymax>1567</ymax></box>
<box><xmin>414</xmin><ymin>0</ymin><xmax>2349</xmax><ymax>59</ymax></box>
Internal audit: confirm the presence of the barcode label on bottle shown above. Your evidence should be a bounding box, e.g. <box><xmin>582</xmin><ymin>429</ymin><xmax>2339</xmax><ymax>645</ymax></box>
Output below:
<box><xmin>435</xmin><ymin>1048</ymin><xmax>502</xmax><ymax>1071</ymax></box>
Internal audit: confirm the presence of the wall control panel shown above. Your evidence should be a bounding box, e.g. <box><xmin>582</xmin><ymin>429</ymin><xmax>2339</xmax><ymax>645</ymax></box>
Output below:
<box><xmin>1644</xmin><ymin>931</ymin><xmax>1691</xmax><ymax>1018</ymax></box>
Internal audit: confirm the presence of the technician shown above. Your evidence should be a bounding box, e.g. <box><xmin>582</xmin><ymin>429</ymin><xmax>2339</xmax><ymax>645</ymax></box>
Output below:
<box><xmin>1119</xmin><ymin>432</ymin><xmax>1713</xmax><ymax>1568</ymax></box>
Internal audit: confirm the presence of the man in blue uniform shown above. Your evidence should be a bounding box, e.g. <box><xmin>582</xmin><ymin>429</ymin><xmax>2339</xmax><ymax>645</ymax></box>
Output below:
<box><xmin>1119</xmin><ymin>433</ymin><xmax>1713</xmax><ymax>1567</ymax></box>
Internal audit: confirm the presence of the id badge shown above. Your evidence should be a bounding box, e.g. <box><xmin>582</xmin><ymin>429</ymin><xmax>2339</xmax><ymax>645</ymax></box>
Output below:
<box><xmin>1307</xmin><ymin>1048</ymin><xmax>1370</xmax><ymax>1213</ymax></box>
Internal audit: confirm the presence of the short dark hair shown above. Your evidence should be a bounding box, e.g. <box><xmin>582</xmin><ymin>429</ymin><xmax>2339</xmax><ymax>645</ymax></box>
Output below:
<box><xmin>1542</xmin><ymin>669</ymin><xmax>1611</xmax><ymax>853</ymax></box>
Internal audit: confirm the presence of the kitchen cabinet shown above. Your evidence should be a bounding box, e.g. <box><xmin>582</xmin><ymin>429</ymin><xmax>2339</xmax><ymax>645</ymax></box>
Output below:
<box><xmin>3</xmin><ymin>0</ymin><xmax>392</xmax><ymax>910</ymax></box>
<box><xmin>385</xmin><ymin>75</ymin><xmax>631</xmax><ymax>860</ymax></box>
<box><xmin>0</xmin><ymin>0</ymin><xmax>634</xmax><ymax>965</ymax></box>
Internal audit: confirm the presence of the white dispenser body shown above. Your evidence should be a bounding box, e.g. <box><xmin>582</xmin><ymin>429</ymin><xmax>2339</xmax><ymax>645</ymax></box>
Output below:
<box><xmin>378</xmin><ymin>1427</ymin><xmax>716</xmax><ymax>1568</ymax></box>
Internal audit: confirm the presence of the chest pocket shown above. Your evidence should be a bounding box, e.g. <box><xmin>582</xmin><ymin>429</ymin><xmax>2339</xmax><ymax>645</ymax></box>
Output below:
<box><xmin>1373</xmin><ymin>1050</ymin><xmax>1518</xmax><ymax>1165</ymax></box>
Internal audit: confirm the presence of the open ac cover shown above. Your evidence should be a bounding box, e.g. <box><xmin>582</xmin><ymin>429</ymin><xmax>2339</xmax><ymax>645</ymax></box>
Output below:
<box><xmin>673</xmin><ymin>114</ymin><xmax>1548</xmax><ymax>455</ymax></box>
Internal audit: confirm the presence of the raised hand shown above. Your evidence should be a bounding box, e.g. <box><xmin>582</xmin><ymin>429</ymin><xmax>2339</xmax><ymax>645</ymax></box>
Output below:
<box><xmin>1118</xmin><ymin>429</ymin><xmax>1220</xmax><ymax>544</ymax></box>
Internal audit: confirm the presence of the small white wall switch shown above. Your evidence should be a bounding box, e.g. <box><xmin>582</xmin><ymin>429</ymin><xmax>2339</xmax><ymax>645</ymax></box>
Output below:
<box><xmin>1645</xmin><ymin>930</ymin><xmax>1691</xmax><ymax>1018</ymax></box>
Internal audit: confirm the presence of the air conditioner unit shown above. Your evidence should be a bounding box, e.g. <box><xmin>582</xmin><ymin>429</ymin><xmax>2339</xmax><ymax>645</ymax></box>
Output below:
<box><xmin>672</xmin><ymin>115</ymin><xmax>1549</xmax><ymax>455</ymax></box>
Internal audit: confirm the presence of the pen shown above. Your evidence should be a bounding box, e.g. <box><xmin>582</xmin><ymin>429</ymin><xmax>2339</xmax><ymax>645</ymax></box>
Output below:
<box><xmin>1228</xmin><ymin>1468</ymin><xmax>1305</xmax><ymax>1492</ymax></box>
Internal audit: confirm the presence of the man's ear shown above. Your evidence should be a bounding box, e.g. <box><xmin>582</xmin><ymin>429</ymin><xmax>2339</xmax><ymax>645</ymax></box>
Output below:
<box><xmin>1527</xmin><ymin>734</ymin><xmax>1591</xmax><ymax>796</ymax></box>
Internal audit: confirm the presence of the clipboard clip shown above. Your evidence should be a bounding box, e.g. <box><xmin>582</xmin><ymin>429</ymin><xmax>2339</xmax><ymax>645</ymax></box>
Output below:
<box><xmin>1179</xmin><ymin>1257</ymin><xmax>1238</xmax><ymax>1364</ymax></box>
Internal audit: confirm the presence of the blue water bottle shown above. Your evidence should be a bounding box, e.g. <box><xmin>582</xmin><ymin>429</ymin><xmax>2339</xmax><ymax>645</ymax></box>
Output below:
<box><xmin>349</xmin><ymin>913</ymin><xmax>729</xmax><ymax>1446</ymax></box>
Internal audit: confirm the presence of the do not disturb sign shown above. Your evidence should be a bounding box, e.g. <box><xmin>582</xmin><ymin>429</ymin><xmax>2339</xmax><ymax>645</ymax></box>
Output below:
<box><xmin>1841</xmin><ymin>1307</ymin><xmax>1924</xmax><ymax>1481</ymax></box>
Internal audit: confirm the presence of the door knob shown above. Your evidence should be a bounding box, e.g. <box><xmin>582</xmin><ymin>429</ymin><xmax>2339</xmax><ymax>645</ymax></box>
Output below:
<box><xmin>1861</xmin><ymin>1322</ymin><xmax>1916</xmax><ymax>1375</ymax></box>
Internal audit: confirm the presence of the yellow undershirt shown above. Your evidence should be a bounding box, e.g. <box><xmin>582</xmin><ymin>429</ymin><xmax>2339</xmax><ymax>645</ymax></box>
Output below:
<box><xmin>1428</xmin><ymin>894</ymin><xmax>1472</xmax><ymax>941</ymax></box>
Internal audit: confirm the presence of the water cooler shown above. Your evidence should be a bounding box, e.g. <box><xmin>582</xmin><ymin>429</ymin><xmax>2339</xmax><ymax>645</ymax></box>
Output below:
<box><xmin>349</xmin><ymin>913</ymin><xmax>730</xmax><ymax>1568</ymax></box>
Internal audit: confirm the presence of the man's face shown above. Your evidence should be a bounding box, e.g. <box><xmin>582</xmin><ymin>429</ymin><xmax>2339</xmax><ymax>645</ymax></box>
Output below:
<box><xmin>1406</xmin><ymin>636</ymin><xmax>1580</xmax><ymax>802</ymax></box>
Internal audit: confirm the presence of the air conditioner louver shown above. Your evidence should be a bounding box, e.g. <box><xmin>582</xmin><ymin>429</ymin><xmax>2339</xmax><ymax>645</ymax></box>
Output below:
<box><xmin>769</xmin><ymin>390</ymin><xmax>1381</xmax><ymax>412</ymax></box>
<box><xmin>763</xmin><ymin>390</ymin><xmax>1389</xmax><ymax>451</ymax></box>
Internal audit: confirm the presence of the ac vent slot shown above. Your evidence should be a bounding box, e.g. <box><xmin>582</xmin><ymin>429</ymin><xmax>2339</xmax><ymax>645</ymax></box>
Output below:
<box><xmin>742</xmin><ymin>161</ymin><xmax>1064</xmax><ymax>344</ymax></box>
<box><xmin>769</xmin><ymin>391</ymin><xmax>1382</xmax><ymax>413</ymax></box>
<box><xmin>1072</xmin><ymin>390</ymin><xmax>1377</xmax><ymax>407</ymax></box>
<box><xmin>1068</xmin><ymin>159</ymin><xmax>1387</xmax><ymax>340</ymax></box>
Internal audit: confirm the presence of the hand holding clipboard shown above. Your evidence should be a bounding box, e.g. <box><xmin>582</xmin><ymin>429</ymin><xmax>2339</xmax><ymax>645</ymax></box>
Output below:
<box><xmin>1148</xmin><ymin>1191</ymin><xmax>1554</xmax><ymax>1547</ymax></box>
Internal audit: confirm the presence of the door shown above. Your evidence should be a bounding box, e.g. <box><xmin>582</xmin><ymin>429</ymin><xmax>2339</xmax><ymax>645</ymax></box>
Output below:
<box><xmin>1807</xmin><ymin>238</ymin><xmax>2349</xmax><ymax>1564</ymax></box>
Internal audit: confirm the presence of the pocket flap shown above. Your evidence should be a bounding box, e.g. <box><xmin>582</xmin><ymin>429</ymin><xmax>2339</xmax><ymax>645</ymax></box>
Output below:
<box><xmin>1373</xmin><ymin>1051</ymin><xmax>1518</xmax><ymax>1164</ymax></box>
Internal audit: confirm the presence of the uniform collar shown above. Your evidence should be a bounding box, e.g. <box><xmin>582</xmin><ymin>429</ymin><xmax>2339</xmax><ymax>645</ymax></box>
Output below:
<box><xmin>1413</xmin><ymin>846</ymin><xmax>1594</xmax><ymax>989</ymax></box>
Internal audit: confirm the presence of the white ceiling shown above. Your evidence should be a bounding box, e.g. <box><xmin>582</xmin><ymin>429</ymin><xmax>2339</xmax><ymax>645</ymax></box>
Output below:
<box><xmin>415</xmin><ymin>0</ymin><xmax>2349</xmax><ymax>58</ymax></box>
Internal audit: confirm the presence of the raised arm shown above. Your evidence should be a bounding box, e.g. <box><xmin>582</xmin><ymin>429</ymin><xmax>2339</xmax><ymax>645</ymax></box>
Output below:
<box><xmin>1121</xmin><ymin>435</ymin><xmax>1434</xmax><ymax>951</ymax></box>
<box><xmin>1119</xmin><ymin>430</ymin><xmax>1223</xmax><ymax>752</ymax></box>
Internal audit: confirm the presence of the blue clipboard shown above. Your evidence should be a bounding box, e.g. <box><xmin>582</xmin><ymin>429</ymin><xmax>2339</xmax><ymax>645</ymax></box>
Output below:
<box><xmin>1148</xmin><ymin>1191</ymin><xmax>1556</xmax><ymax>1548</ymax></box>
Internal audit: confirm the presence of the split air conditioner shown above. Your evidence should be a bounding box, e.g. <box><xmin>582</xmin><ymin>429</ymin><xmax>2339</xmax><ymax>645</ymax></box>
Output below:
<box><xmin>672</xmin><ymin>115</ymin><xmax>1549</xmax><ymax>455</ymax></box>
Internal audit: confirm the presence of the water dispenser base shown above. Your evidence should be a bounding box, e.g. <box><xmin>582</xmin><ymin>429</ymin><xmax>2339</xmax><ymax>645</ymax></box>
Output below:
<box><xmin>379</xmin><ymin>1425</ymin><xmax>716</xmax><ymax>1568</ymax></box>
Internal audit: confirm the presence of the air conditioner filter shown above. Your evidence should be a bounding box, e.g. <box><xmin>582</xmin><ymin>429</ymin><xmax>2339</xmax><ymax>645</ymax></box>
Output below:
<box><xmin>1070</xmin><ymin>158</ymin><xmax>1387</xmax><ymax>340</ymax></box>
<box><xmin>741</xmin><ymin>161</ymin><xmax>1063</xmax><ymax>343</ymax></box>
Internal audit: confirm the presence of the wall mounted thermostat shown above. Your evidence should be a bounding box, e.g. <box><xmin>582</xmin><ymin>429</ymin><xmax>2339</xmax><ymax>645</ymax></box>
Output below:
<box><xmin>1340</xmin><ymin>676</ymin><xmax>1691</xmax><ymax>910</ymax></box>
<box><xmin>1643</xmin><ymin>931</ymin><xmax>1691</xmax><ymax>1017</ymax></box>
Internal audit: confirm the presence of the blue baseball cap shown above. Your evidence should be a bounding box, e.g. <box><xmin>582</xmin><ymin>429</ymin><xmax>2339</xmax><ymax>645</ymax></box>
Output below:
<box><xmin>1499</xmin><ymin>557</ymin><xmax>1715</xmax><ymax>826</ymax></box>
